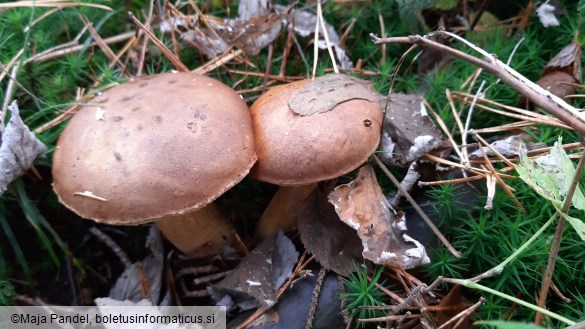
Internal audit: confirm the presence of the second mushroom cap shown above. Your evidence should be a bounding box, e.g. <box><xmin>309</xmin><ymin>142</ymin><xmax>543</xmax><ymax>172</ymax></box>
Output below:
<box><xmin>250</xmin><ymin>74</ymin><xmax>384</xmax><ymax>185</ymax></box>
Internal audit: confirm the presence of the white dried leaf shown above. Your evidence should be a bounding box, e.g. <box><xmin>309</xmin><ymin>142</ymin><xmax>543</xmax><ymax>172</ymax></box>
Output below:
<box><xmin>238</xmin><ymin>0</ymin><xmax>269</xmax><ymax>21</ymax></box>
<box><xmin>0</xmin><ymin>101</ymin><xmax>47</xmax><ymax>195</ymax></box>
<box><xmin>536</xmin><ymin>1</ymin><xmax>560</xmax><ymax>27</ymax></box>
<box><xmin>469</xmin><ymin>135</ymin><xmax>526</xmax><ymax>158</ymax></box>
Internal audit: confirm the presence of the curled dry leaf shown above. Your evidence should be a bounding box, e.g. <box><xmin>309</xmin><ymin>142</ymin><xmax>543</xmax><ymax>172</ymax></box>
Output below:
<box><xmin>469</xmin><ymin>133</ymin><xmax>545</xmax><ymax>158</ymax></box>
<box><xmin>104</xmin><ymin>226</ymin><xmax>170</xmax><ymax>305</ymax></box>
<box><xmin>328</xmin><ymin>165</ymin><xmax>430</xmax><ymax>269</ymax></box>
<box><xmin>535</xmin><ymin>71</ymin><xmax>578</xmax><ymax>102</ymax></box>
<box><xmin>298</xmin><ymin>189</ymin><xmax>363</xmax><ymax>276</ymax></box>
<box><xmin>378</xmin><ymin>93</ymin><xmax>451</xmax><ymax>167</ymax></box>
<box><xmin>211</xmin><ymin>231</ymin><xmax>299</xmax><ymax>309</ymax></box>
<box><xmin>520</xmin><ymin>43</ymin><xmax>581</xmax><ymax>107</ymax></box>
<box><xmin>221</xmin><ymin>12</ymin><xmax>285</xmax><ymax>55</ymax></box>
<box><xmin>0</xmin><ymin>101</ymin><xmax>47</xmax><ymax>195</ymax></box>
<box><xmin>180</xmin><ymin>29</ymin><xmax>229</xmax><ymax>58</ymax></box>
<box><xmin>543</xmin><ymin>42</ymin><xmax>582</xmax><ymax>80</ymax></box>
<box><xmin>288</xmin><ymin>74</ymin><xmax>381</xmax><ymax>116</ymax></box>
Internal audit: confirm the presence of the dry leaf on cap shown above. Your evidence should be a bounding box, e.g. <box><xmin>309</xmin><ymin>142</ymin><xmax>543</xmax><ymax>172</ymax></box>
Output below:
<box><xmin>0</xmin><ymin>101</ymin><xmax>47</xmax><ymax>195</ymax></box>
<box><xmin>328</xmin><ymin>165</ymin><xmax>430</xmax><ymax>269</ymax></box>
<box><xmin>288</xmin><ymin>74</ymin><xmax>381</xmax><ymax>116</ymax></box>
<box><xmin>378</xmin><ymin>93</ymin><xmax>450</xmax><ymax>167</ymax></box>
<box><xmin>298</xmin><ymin>189</ymin><xmax>363</xmax><ymax>276</ymax></box>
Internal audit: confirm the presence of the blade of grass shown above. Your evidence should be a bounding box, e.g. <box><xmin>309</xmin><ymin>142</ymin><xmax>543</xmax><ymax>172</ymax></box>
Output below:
<box><xmin>0</xmin><ymin>207</ymin><xmax>32</xmax><ymax>283</ymax></box>
<box><xmin>441</xmin><ymin>277</ymin><xmax>576</xmax><ymax>326</ymax></box>
<box><xmin>13</xmin><ymin>179</ymin><xmax>66</xmax><ymax>268</ymax></box>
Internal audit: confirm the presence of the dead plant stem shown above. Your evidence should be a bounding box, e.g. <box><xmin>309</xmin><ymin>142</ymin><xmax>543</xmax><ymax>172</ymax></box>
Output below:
<box><xmin>370</xmin><ymin>33</ymin><xmax>585</xmax><ymax>136</ymax></box>
<box><xmin>535</xmin><ymin>143</ymin><xmax>585</xmax><ymax>325</ymax></box>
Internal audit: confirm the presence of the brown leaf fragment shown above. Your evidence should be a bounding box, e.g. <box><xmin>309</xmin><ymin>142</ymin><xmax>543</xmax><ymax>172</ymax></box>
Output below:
<box><xmin>543</xmin><ymin>42</ymin><xmax>582</xmax><ymax>82</ymax></box>
<box><xmin>180</xmin><ymin>28</ymin><xmax>229</xmax><ymax>58</ymax></box>
<box><xmin>435</xmin><ymin>285</ymin><xmax>473</xmax><ymax>329</ymax></box>
<box><xmin>0</xmin><ymin>101</ymin><xmax>47</xmax><ymax>195</ymax></box>
<box><xmin>378</xmin><ymin>93</ymin><xmax>451</xmax><ymax>167</ymax></box>
<box><xmin>211</xmin><ymin>231</ymin><xmax>298</xmax><ymax>309</ymax></box>
<box><xmin>328</xmin><ymin>165</ymin><xmax>430</xmax><ymax>269</ymax></box>
<box><xmin>535</xmin><ymin>71</ymin><xmax>578</xmax><ymax>101</ymax></box>
<box><xmin>220</xmin><ymin>13</ymin><xmax>284</xmax><ymax>55</ymax></box>
<box><xmin>288</xmin><ymin>74</ymin><xmax>381</xmax><ymax>116</ymax></box>
<box><xmin>298</xmin><ymin>189</ymin><xmax>363</xmax><ymax>276</ymax></box>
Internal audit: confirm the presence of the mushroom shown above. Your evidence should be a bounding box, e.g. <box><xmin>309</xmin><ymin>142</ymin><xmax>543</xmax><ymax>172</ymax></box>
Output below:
<box><xmin>52</xmin><ymin>72</ymin><xmax>257</xmax><ymax>255</ymax></box>
<box><xmin>250</xmin><ymin>75</ymin><xmax>384</xmax><ymax>238</ymax></box>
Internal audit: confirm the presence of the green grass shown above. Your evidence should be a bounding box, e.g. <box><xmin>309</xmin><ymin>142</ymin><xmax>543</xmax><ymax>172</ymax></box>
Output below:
<box><xmin>1</xmin><ymin>0</ymin><xmax>585</xmax><ymax>326</ymax></box>
<box><xmin>340</xmin><ymin>263</ymin><xmax>388</xmax><ymax>326</ymax></box>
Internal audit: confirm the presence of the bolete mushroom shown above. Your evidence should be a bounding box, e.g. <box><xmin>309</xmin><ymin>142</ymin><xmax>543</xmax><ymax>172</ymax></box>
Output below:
<box><xmin>52</xmin><ymin>72</ymin><xmax>257</xmax><ymax>255</ymax></box>
<box><xmin>250</xmin><ymin>75</ymin><xmax>384</xmax><ymax>238</ymax></box>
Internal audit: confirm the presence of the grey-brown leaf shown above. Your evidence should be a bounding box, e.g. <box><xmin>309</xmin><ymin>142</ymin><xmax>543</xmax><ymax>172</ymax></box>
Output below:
<box><xmin>288</xmin><ymin>74</ymin><xmax>380</xmax><ymax>116</ymax></box>
<box><xmin>0</xmin><ymin>101</ymin><xmax>47</xmax><ymax>194</ymax></box>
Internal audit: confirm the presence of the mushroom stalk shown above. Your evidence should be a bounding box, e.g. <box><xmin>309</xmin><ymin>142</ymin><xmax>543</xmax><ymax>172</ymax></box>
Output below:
<box><xmin>156</xmin><ymin>203</ymin><xmax>234</xmax><ymax>256</ymax></box>
<box><xmin>255</xmin><ymin>184</ymin><xmax>317</xmax><ymax>240</ymax></box>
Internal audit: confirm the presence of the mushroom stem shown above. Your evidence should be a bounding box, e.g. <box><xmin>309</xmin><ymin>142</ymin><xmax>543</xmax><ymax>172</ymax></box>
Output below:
<box><xmin>255</xmin><ymin>184</ymin><xmax>317</xmax><ymax>240</ymax></box>
<box><xmin>156</xmin><ymin>203</ymin><xmax>234</xmax><ymax>256</ymax></box>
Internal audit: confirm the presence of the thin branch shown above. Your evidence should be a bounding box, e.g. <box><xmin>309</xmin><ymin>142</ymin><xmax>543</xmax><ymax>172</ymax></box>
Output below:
<box><xmin>372</xmin><ymin>154</ymin><xmax>461</xmax><ymax>257</ymax></box>
<box><xmin>370</xmin><ymin>33</ymin><xmax>585</xmax><ymax>136</ymax></box>
<box><xmin>535</xmin><ymin>142</ymin><xmax>585</xmax><ymax>325</ymax></box>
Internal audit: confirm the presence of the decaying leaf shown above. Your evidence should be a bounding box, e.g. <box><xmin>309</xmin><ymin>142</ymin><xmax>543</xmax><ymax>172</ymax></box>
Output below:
<box><xmin>328</xmin><ymin>165</ymin><xmax>430</xmax><ymax>269</ymax></box>
<box><xmin>180</xmin><ymin>28</ymin><xmax>229</xmax><ymax>58</ymax></box>
<box><xmin>248</xmin><ymin>273</ymin><xmax>343</xmax><ymax>329</ymax></box>
<box><xmin>280</xmin><ymin>5</ymin><xmax>353</xmax><ymax>69</ymax></box>
<box><xmin>298</xmin><ymin>189</ymin><xmax>363</xmax><ymax>276</ymax></box>
<box><xmin>0</xmin><ymin>101</ymin><xmax>47</xmax><ymax>195</ymax></box>
<box><xmin>543</xmin><ymin>42</ymin><xmax>582</xmax><ymax>79</ymax></box>
<box><xmin>378</xmin><ymin>93</ymin><xmax>450</xmax><ymax>167</ymax></box>
<box><xmin>211</xmin><ymin>231</ymin><xmax>298</xmax><ymax>309</ymax></box>
<box><xmin>238</xmin><ymin>0</ymin><xmax>269</xmax><ymax>21</ymax></box>
<box><xmin>535</xmin><ymin>71</ymin><xmax>578</xmax><ymax>103</ymax></box>
<box><xmin>101</xmin><ymin>226</ymin><xmax>171</xmax><ymax>305</ymax></box>
<box><xmin>469</xmin><ymin>134</ymin><xmax>545</xmax><ymax>158</ymax></box>
<box><xmin>288</xmin><ymin>74</ymin><xmax>380</xmax><ymax>116</ymax></box>
<box><xmin>435</xmin><ymin>285</ymin><xmax>473</xmax><ymax>329</ymax></box>
<box><xmin>520</xmin><ymin>42</ymin><xmax>581</xmax><ymax>108</ymax></box>
<box><xmin>516</xmin><ymin>138</ymin><xmax>585</xmax><ymax>240</ymax></box>
<box><xmin>536</xmin><ymin>0</ymin><xmax>562</xmax><ymax>27</ymax></box>
<box><xmin>221</xmin><ymin>12</ymin><xmax>285</xmax><ymax>55</ymax></box>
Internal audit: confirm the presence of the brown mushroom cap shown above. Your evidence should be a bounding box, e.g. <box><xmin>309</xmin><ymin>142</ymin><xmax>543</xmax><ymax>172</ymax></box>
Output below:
<box><xmin>52</xmin><ymin>72</ymin><xmax>257</xmax><ymax>224</ymax></box>
<box><xmin>250</xmin><ymin>77</ymin><xmax>383</xmax><ymax>185</ymax></box>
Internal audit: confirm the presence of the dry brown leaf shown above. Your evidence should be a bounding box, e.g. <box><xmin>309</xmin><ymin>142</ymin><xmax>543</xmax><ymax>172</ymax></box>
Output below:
<box><xmin>543</xmin><ymin>42</ymin><xmax>582</xmax><ymax>83</ymax></box>
<box><xmin>536</xmin><ymin>71</ymin><xmax>578</xmax><ymax>101</ymax></box>
<box><xmin>434</xmin><ymin>285</ymin><xmax>474</xmax><ymax>329</ymax></box>
<box><xmin>211</xmin><ymin>231</ymin><xmax>298</xmax><ymax>309</ymax></box>
<box><xmin>298</xmin><ymin>189</ymin><xmax>363</xmax><ymax>276</ymax></box>
<box><xmin>327</xmin><ymin>165</ymin><xmax>429</xmax><ymax>269</ymax></box>
<box><xmin>221</xmin><ymin>13</ymin><xmax>284</xmax><ymax>55</ymax></box>
<box><xmin>378</xmin><ymin>93</ymin><xmax>451</xmax><ymax>167</ymax></box>
<box><xmin>288</xmin><ymin>74</ymin><xmax>381</xmax><ymax>116</ymax></box>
